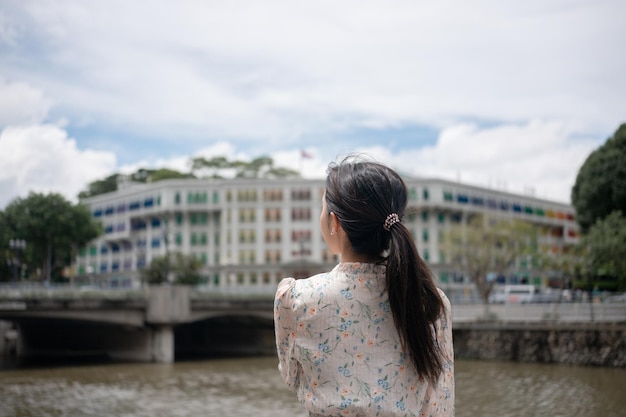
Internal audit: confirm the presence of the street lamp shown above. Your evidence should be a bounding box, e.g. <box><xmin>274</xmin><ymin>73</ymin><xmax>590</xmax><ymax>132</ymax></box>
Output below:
<box><xmin>9</xmin><ymin>239</ymin><xmax>26</xmax><ymax>282</ymax></box>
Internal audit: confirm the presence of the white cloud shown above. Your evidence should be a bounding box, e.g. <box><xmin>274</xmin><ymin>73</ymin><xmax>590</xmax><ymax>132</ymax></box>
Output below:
<box><xmin>0</xmin><ymin>1</ymin><xmax>621</xmax><ymax>208</ymax></box>
<box><xmin>0</xmin><ymin>125</ymin><xmax>117</xmax><ymax>208</ymax></box>
<box><xmin>1</xmin><ymin>0</ymin><xmax>623</xmax><ymax>141</ymax></box>
<box><xmin>0</xmin><ymin>78</ymin><xmax>51</xmax><ymax>126</ymax></box>
<box><xmin>357</xmin><ymin>121</ymin><xmax>600</xmax><ymax>203</ymax></box>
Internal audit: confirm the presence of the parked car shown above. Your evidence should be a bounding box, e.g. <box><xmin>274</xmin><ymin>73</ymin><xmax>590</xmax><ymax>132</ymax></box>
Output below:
<box><xmin>489</xmin><ymin>285</ymin><xmax>536</xmax><ymax>304</ymax></box>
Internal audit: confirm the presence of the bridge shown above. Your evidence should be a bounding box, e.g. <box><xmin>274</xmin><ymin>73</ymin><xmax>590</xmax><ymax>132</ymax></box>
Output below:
<box><xmin>1</xmin><ymin>285</ymin><xmax>624</xmax><ymax>364</ymax></box>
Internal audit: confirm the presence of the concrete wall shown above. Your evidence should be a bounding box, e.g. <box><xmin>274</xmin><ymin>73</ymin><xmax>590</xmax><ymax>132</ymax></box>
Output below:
<box><xmin>453</xmin><ymin>323</ymin><xmax>626</xmax><ymax>367</ymax></box>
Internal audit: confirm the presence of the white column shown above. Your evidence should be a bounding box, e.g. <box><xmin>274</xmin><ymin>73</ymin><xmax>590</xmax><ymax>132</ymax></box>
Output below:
<box><xmin>152</xmin><ymin>325</ymin><xmax>174</xmax><ymax>363</ymax></box>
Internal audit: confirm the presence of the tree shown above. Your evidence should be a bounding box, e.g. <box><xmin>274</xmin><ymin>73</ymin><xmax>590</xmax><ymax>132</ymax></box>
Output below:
<box><xmin>571</xmin><ymin>123</ymin><xmax>626</xmax><ymax>232</ymax></box>
<box><xmin>190</xmin><ymin>156</ymin><xmax>230</xmax><ymax>178</ymax></box>
<box><xmin>580</xmin><ymin>211</ymin><xmax>626</xmax><ymax>291</ymax></box>
<box><xmin>440</xmin><ymin>214</ymin><xmax>539</xmax><ymax>314</ymax></box>
<box><xmin>1</xmin><ymin>193</ymin><xmax>102</xmax><ymax>282</ymax></box>
<box><xmin>78</xmin><ymin>173</ymin><xmax>119</xmax><ymax>199</ymax></box>
<box><xmin>140</xmin><ymin>252</ymin><xmax>203</xmax><ymax>285</ymax></box>
<box><xmin>79</xmin><ymin>168</ymin><xmax>196</xmax><ymax>198</ymax></box>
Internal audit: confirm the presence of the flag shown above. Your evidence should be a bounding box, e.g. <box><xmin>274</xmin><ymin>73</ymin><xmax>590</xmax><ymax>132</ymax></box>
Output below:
<box><xmin>301</xmin><ymin>150</ymin><xmax>313</xmax><ymax>159</ymax></box>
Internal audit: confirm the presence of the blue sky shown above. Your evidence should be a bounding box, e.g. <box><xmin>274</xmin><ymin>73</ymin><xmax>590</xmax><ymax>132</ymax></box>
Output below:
<box><xmin>1</xmin><ymin>0</ymin><xmax>625</xmax><ymax>207</ymax></box>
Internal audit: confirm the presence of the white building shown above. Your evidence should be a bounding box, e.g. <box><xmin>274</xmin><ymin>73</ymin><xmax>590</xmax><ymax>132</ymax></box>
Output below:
<box><xmin>76</xmin><ymin>176</ymin><xmax>579</xmax><ymax>296</ymax></box>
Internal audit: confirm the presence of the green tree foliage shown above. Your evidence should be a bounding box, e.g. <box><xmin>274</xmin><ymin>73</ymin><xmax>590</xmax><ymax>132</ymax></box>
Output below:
<box><xmin>190</xmin><ymin>155</ymin><xmax>300</xmax><ymax>179</ymax></box>
<box><xmin>79</xmin><ymin>168</ymin><xmax>196</xmax><ymax>199</ymax></box>
<box><xmin>580</xmin><ymin>211</ymin><xmax>626</xmax><ymax>290</ymax></box>
<box><xmin>140</xmin><ymin>252</ymin><xmax>203</xmax><ymax>285</ymax></box>
<box><xmin>82</xmin><ymin>156</ymin><xmax>300</xmax><ymax>199</ymax></box>
<box><xmin>440</xmin><ymin>214</ymin><xmax>539</xmax><ymax>309</ymax></box>
<box><xmin>1</xmin><ymin>193</ymin><xmax>102</xmax><ymax>282</ymax></box>
<box><xmin>571</xmin><ymin>123</ymin><xmax>626</xmax><ymax>232</ymax></box>
<box><xmin>78</xmin><ymin>173</ymin><xmax>119</xmax><ymax>199</ymax></box>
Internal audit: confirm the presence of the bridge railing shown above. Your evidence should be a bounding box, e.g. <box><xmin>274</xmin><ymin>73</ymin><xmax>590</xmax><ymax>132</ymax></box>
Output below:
<box><xmin>451</xmin><ymin>302</ymin><xmax>626</xmax><ymax>323</ymax></box>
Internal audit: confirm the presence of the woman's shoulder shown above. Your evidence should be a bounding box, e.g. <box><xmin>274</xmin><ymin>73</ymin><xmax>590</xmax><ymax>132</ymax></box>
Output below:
<box><xmin>275</xmin><ymin>272</ymin><xmax>331</xmax><ymax>300</ymax></box>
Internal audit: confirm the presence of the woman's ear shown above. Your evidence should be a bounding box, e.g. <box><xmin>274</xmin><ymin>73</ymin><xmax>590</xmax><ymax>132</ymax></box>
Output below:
<box><xmin>329</xmin><ymin>212</ymin><xmax>339</xmax><ymax>235</ymax></box>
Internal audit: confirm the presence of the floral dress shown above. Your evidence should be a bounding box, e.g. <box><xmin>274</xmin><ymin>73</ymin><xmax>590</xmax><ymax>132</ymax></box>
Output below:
<box><xmin>274</xmin><ymin>262</ymin><xmax>455</xmax><ymax>417</ymax></box>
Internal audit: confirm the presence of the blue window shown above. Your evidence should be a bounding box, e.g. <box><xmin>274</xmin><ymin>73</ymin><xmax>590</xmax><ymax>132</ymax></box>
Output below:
<box><xmin>151</xmin><ymin>238</ymin><xmax>160</xmax><ymax>248</ymax></box>
<box><xmin>104</xmin><ymin>224</ymin><xmax>114</xmax><ymax>234</ymax></box>
<box><xmin>500</xmin><ymin>201</ymin><xmax>510</xmax><ymax>211</ymax></box>
<box><xmin>144</xmin><ymin>198</ymin><xmax>154</xmax><ymax>208</ymax></box>
<box><xmin>131</xmin><ymin>219</ymin><xmax>146</xmax><ymax>231</ymax></box>
<box><xmin>100</xmin><ymin>246</ymin><xmax>108</xmax><ymax>254</ymax></box>
<box><xmin>457</xmin><ymin>194</ymin><xmax>469</xmax><ymax>204</ymax></box>
<box><xmin>512</xmin><ymin>204</ymin><xmax>522</xmax><ymax>213</ymax></box>
<box><xmin>116</xmin><ymin>204</ymin><xmax>126</xmax><ymax>213</ymax></box>
<box><xmin>93</xmin><ymin>209</ymin><xmax>103</xmax><ymax>218</ymax></box>
<box><xmin>151</xmin><ymin>218</ymin><xmax>161</xmax><ymax>228</ymax></box>
<box><xmin>100</xmin><ymin>263</ymin><xmax>108</xmax><ymax>272</ymax></box>
<box><xmin>129</xmin><ymin>201</ymin><xmax>141</xmax><ymax>210</ymax></box>
<box><xmin>104</xmin><ymin>206</ymin><xmax>114</xmax><ymax>216</ymax></box>
<box><xmin>471</xmin><ymin>197</ymin><xmax>484</xmax><ymax>206</ymax></box>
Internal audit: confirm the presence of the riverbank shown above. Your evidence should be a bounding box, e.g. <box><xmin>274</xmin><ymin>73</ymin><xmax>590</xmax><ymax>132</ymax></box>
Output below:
<box><xmin>453</xmin><ymin>321</ymin><xmax>626</xmax><ymax>367</ymax></box>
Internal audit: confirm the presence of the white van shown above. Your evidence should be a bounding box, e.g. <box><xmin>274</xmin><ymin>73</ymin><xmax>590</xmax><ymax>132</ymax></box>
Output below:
<box><xmin>490</xmin><ymin>285</ymin><xmax>536</xmax><ymax>304</ymax></box>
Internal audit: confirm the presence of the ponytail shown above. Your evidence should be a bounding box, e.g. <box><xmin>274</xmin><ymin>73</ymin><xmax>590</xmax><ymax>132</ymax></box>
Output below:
<box><xmin>324</xmin><ymin>156</ymin><xmax>446</xmax><ymax>385</ymax></box>
<box><xmin>386</xmin><ymin>222</ymin><xmax>444</xmax><ymax>386</ymax></box>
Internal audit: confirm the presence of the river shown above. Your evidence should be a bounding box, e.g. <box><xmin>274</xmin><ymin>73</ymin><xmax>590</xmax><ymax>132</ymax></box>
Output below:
<box><xmin>1</xmin><ymin>356</ymin><xmax>625</xmax><ymax>417</ymax></box>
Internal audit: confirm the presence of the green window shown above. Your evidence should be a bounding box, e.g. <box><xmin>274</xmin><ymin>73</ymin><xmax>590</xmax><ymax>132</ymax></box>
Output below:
<box><xmin>175</xmin><ymin>233</ymin><xmax>182</xmax><ymax>246</ymax></box>
<box><xmin>213</xmin><ymin>191</ymin><xmax>219</xmax><ymax>203</ymax></box>
<box><xmin>438</xmin><ymin>213</ymin><xmax>445</xmax><ymax>223</ymax></box>
<box><xmin>422</xmin><ymin>211</ymin><xmax>429</xmax><ymax>222</ymax></box>
<box><xmin>423</xmin><ymin>249</ymin><xmax>430</xmax><ymax>261</ymax></box>
<box><xmin>439</xmin><ymin>272</ymin><xmax>449</xmax><ymax>283</ymax></box>
<box><xmin>443</xmin><ymin>191</ymin><xmax>453</xmax><ymax>202</ymax></box>
<box><xmin>89</xmin><ymin>245</ymin><xmax>98</xmax><ymax>256</ymax></box>
<box><xmin>175</xmin><ymin>192</ymin><xmax>181</xmax><ymax>204</ymax></box>
<box><xmin>423</xmin><ymin>188</ymin><xmax>429</xmax><ymax>200</ymax></box>
<box><xmin>423</xmin><ymin>230</ymin><xmax>429</xmax><ymax>242</ymax></box>
<box><xmin>191</xmin><ymin>233</ymin><xmax>198</xmax><ymax>246</ymax></box>
<box><xmin>176</xmin><ymin>213</ymin><xmax>183</xmax><ymax>225</ymax></box>
<box><xmin>408</xmin><ymin>188</ymin><xmax>418</xmax><ymax>201</ymax></box>
<box><xmin>191</xmin><ymin>213</ymin><xmax>198</xmax><ymax>225</ymax></box>
<box><xmin>200</xmin><ymin>233</ymin><xmax>207</xmax><ymax>245</ymax></box>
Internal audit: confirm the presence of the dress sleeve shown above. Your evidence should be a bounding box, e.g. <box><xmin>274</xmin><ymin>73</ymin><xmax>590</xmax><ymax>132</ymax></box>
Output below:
<box><xmin>274</xmin><ymin>277</ymin><xmax>300</xmax><ymax>391</ymax></box>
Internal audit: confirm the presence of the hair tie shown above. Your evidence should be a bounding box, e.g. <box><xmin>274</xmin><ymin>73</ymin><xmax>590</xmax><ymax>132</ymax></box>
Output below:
<box><xmin>383</xmin><ymin>213</ymin><xmax>400</xmax><ymax>231</ymax></box>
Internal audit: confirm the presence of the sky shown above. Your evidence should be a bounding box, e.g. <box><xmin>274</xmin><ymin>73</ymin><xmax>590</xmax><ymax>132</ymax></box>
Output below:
<box><xmin>0</xmin><ymin>0</ymin><xmax>624</xmax><ymax>208</ymax></box>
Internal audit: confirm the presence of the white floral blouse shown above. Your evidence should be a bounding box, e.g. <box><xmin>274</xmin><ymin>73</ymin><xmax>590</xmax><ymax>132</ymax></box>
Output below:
<box><xmin>274</xmin><ymin>262</ymin><xmax>455</xmax><ymax>417</ymax></box>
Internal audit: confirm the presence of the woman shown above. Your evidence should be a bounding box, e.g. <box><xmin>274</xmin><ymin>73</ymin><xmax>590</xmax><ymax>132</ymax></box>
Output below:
<box><xmin>274</xmin><ymin>157</ymin><xmax>454</xmax><ymax>417</ymax></box>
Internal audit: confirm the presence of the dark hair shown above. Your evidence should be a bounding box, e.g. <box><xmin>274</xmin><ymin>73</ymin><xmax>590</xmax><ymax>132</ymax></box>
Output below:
<box><xmin>325</xmin><ymin>156</ymin><xmax>445</xmax><ymax>385</ymax></box>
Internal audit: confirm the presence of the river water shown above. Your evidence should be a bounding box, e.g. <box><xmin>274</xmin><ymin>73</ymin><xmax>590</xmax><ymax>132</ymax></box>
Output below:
<box><xmin>0</xmin><ymin>356</ymin><xmax>625</xmax><ymax>417</ymax></box>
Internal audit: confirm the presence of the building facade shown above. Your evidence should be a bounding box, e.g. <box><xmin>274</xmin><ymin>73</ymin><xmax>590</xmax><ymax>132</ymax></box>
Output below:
<box><xmin>76</xmin><ymin>176</ymin><xmax>579</xmax><ymax>296</ymax></box>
